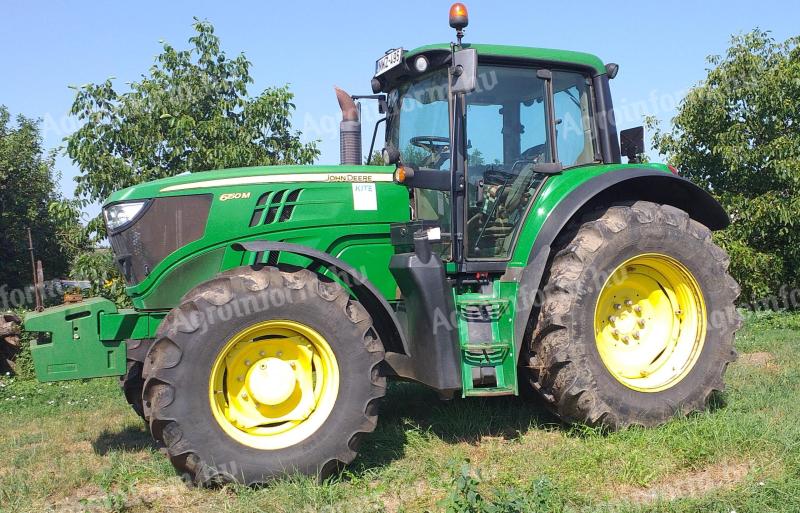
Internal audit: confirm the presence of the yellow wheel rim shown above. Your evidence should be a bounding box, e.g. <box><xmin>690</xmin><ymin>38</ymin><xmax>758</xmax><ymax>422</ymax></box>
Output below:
<box><xmin>209</xmin><ymin>320</ymin><xmax>339</xmax><ymax>450</ymax></box>
<box><xmin>594</xmin><ymin>253</ymin><xmax>706</xmax><ymax>392</ymax></box>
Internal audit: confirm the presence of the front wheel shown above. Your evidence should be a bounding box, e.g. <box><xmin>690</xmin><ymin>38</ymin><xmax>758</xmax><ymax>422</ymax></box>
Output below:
<box><xmin>522</xmin><ymin>201</ymin><xmax>741</xmax><ymax>429</ymax></box>
<box><xmin>142</xmin><ymin>266</ymin><xmax>385</xmax><ymax>485</ymax></box>
<box><xmin>119</xmin><ymin>339</ymin><xmax>152</xmax><ymax>421</ymax></box>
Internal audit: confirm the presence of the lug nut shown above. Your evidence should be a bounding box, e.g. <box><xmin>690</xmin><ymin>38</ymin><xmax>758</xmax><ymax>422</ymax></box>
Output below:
<box><xmin>614</xmin><ymin>303</ymin><xmax>622</xmax><ymax>310</ymax></box>
<box><xmin>259</xmin><ymin>350</ymin><xmax>266</xmax><ymax>357</ymax></box>
<box><xmin>237</xmin><ymin>376</ymin><xmax>244</xmax><ymax>382</ymax></box>
<box><xmin>244</xmin><ymin>359</ymin><xmax>251</xmax><ymax>366</ymax></box>
<box><xmin>633</xmin><ymin>332</ymin><xmax>640</xmax><ymax>339</ymax></box>
<box><xmin>290</xmin><ymin>361</ymin><xmax>296</xmax><ymax>369</ymax></box>
<box><xmin>624</xmin><ymin>299</ymin><xmax>633</xmax><ymax>306</ymax></box>
<box><xmin>638</xmin><ymin>319</ymin><xmax>646</xmax><ymax>328</ymax></box>
<box><xmin>608</xmin><ymin>315</ymin><xmax>617</xmax><ymax>324</ymax></box>
<box><xmin>634</xmin><ymin>305</ymin><xmax>643</xmax><ymax>313</ymax></box>
<box><xmin>612</xmin><ymin>329</ymin><xmax>619</xmax><ymax>337</ymax></box>
<box><xmin>276</xmin><ymin>351</ymin><xmax>283</xmax><ymax>357</ymax></box>
<box><xmin>241</xmin><ymin>393</ymin><xmax>248</xmax><ymax>400</ymax></box>
<box><xmin>622</xmin><ymin>335</ymin><xmax>630</xmax><ymax>343</ymax></box>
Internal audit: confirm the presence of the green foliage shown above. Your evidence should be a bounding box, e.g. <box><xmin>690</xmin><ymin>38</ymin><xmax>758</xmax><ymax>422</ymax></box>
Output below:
<box><xmin>69</xmin><ymin>250</ymin><xmax>130</xmax><ymax>308</ymax></box>
<box><xmin>365</xmin><ymin>151</ymin><xmax>385</xmax><ymax>166</ymax></box>
<box><xmin>651</xmin><ymin>30</ymin><xmax>800</xmax><ymax>303</ymax></box>
<box><xmin>401</xmin><ymin>145</ymin><xmax>432</xmax><ymax>167</ymax></box>
<box><xmin>65</xmin><ymin>18</ymin><xmax>319</xmax><ymax>237</ymax></box>
<box><xmin>47</xmin><ymin>199</ymin><xmax>91</xmax><ymax>259</ymax></box>
<box><xmin>438</xmin><ymin>461</ymin><xmax>563</xmax><ymax>513</ymax></box>
<box><xmin>0</xmin><ymin>106</ymin><xmax>88</xmax><ymax>293</ymax></box>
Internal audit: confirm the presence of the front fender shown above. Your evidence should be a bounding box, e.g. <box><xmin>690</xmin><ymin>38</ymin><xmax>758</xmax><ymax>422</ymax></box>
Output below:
<box><xmin>232</xmin><ymin>240</ymin><xmax>409</xmax><ymax>356</ymax></box>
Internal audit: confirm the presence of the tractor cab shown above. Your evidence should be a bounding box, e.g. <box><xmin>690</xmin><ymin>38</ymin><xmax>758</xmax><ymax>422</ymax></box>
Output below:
<box><xmin>366</xmin><ymin>8</ymin><xmax>621</xmax><ymax>270</ymax></box>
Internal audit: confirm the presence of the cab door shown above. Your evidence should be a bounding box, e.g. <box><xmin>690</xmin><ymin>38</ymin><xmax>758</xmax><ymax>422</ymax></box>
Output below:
<box><xmin>463</xmin><ymin>65</ymin><xmax>600</xmax><ymax>260</ymax></box>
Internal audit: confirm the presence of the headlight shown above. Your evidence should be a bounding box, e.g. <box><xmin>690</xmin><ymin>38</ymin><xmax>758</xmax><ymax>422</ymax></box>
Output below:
<box><xmin>104</xmin><ymin>201</ymin><xmax>148</xmax><ymax>232</ymax></box>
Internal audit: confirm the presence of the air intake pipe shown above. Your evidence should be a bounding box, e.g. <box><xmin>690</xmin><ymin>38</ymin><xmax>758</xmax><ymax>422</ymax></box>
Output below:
<box><xmin>335</xmin><ymin>87</ymin><xmax>362</xmax><ymax>165</ymax></box>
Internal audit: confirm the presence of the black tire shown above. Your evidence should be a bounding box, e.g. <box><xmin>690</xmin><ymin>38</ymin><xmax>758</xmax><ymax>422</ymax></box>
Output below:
<box><xmin>142</xmin><ymin>266</ymin><xmax>386</xmax><ymax>485</ymax></box>
<box><xmin>119</xmin><ymin>339</ymin><xmax>152</xmax><ymax>420</ymax></box>
<box><xmin>522</xmin><ymin>201</ymin><xmax>741</xmax><ymax>429</ymax></box>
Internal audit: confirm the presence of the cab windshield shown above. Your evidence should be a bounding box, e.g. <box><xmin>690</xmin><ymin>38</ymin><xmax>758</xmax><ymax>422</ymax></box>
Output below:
<box><xmin>386</xmin><ymin>68</ymin><xmax>451</xmax><ymax>170</ymax></box>
<box><xmin>386</xmin><ymin>63</ymin><xmax>598</xmax><ymax>260</ymax></box>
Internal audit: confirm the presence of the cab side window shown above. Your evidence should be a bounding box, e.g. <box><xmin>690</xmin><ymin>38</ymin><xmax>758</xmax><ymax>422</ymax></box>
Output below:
<box><xmin>552</xmin><ymin>71</ymin><xmax>597</xmax><ymax>167</ymax></box>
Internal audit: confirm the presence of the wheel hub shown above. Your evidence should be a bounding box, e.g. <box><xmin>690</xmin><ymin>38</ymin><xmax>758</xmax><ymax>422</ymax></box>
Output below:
<box><xmin>209</xmin><ymin>320</ymin><xmax>340</xmax><ymax>450</ymax></box>
<box><xmin>594</xmin><ymin>254</ymin><xmax>706</xmax><ymax>392</ymax></box>
<box><xmin>246</xmin><ymin>357</ymin><xmax>297</xmax><ymax>406</ymax></box>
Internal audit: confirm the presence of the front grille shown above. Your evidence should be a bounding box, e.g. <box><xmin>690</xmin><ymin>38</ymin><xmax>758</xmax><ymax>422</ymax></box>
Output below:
<box><xmin>109</xmin><ymin>195</ymin><xmax>212</xmax><ymax>285</ymax></box>
<box><xmin>249</xmin><ymin>189</ymin><xmax>303</xmax><ymax>227</ymax></box>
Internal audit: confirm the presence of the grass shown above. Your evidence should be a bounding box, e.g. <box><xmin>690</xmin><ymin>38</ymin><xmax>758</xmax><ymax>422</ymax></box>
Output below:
<box><xmin>1</xmin><ymin>310</ymin><xmax>800</xmax><ymax>512</ymax></box>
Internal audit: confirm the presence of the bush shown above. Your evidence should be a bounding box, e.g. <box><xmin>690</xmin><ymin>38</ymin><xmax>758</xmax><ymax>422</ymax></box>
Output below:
<box><xmin>70</xmin><ymin>250</ymin><xmax>130</xmax><ymax>308</ymax></box>
<box><xmin>650</xmin><ymin>30</ymin><xmax>800</xmax><ymax>305</ymax></box>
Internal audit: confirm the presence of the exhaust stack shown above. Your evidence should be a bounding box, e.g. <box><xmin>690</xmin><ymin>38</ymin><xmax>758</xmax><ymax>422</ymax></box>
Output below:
<box><xmin>335</xmin><ymin>87</ymin><xmax>362</xmax><ymax>165</ymax></box>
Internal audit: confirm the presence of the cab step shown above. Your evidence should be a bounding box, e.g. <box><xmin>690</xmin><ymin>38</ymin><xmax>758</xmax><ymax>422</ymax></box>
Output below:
<box><xmin>455</xmin><ymin>291</ymin><xmax>517</xmax><ymax>397</ymax></box>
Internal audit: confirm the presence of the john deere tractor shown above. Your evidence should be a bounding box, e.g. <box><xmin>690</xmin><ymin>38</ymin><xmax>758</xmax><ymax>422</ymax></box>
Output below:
<box><xmin>24</xmin><ymin>4</ymin><xmax>740</xmax><ymax>485</ymax></box>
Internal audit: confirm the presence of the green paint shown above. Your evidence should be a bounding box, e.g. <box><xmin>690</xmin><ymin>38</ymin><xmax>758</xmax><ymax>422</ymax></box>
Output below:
<box><xmin>24</xmin><ymin>299</ymin><xmax>165</xmax><ymax>382</ymax></box>
<box><xmin>110</xmin><ymin>165</ymin><xmax>410</xmax><ymax>309</ymax></box>
<box><xmin>509</xmin><ymin>163</ymin><xmax>672</xmax><ymax>266</ymax></box>
<box><xmin>405</xmin><ymin>43</ymin><xmax>607</xmax><ymax>75</ymax></box>
<box><xmin>455</xmin><ymin>280</ymin><xmax>519</xmax><ymax>397</ymax></box>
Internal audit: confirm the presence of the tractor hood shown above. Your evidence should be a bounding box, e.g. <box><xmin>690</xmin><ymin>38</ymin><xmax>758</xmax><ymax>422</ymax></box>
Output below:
<box><xmin>105</xmin><ymin>164</ymin><xmax>396</xmax><ymax>206</ymax></box>
<box><xmin>102</xmin><ymin>163</ymin><xmax>409</xmax><ymax>310</ymax></box>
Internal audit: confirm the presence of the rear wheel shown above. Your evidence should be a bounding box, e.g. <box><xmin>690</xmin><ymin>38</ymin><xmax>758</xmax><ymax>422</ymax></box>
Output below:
<box><xmin>142</xmin><ymin>266</ymin><xmax>385</xmax><ymax>485</ymax></box>
<box><xmin>522</xmin><ymin>201</ymin><xmax>740</xmax><ymax>429</ymax></box>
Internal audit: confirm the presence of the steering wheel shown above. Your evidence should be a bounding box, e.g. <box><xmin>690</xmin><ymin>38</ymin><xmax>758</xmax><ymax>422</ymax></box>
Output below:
<box><xmin>410</xmin><ymin>136</ymin><xmax>450</xmax><ymax>167</ymax></box>
<box><xmin>482</xmin><ymin>143</ymin><xmax>547</xmax><ymax>185</ymax></box>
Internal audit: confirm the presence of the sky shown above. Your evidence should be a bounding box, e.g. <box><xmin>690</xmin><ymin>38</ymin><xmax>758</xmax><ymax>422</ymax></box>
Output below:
<box><xmin>2</xmin><ymin>0</ymin><xmax>798</xmax><ymax>219</ymax></box>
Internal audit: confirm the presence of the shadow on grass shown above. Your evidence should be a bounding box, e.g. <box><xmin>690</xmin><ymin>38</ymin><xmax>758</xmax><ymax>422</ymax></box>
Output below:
<box><xmin>87</xmin><ymin>384</ymin><xmax>732</xmax><ymax>480</ymax></box>
<box><xmin>353</xmin><ymin>382</ymin><xmax>562</xmax><ymax>472</ymax></box>
<box><xmin>92</xmin><ymin>423</ymin><xmax>158</xmax><ymax>455</ymax></box>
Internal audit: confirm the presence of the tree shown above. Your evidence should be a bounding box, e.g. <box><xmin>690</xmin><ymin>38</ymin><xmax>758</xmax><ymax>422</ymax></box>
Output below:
<box><xmin>66</xmin><ymin>19</ymin><xmax>319</xmax><ymax>236</ymax></box>
<box><xmin>0</xmin><ymin>106</ymin><xmax>87</xmax><ymax>294</ymax></box>
<box><xmin>651</xmin><ymin>30</ymin><xmax>800</xmax><ymax>303</ymax></box>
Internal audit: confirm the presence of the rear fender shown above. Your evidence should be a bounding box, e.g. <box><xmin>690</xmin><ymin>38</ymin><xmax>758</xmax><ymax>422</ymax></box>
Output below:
<box><xmin>509</xmin><ymin>168</ymin><xmax>729</xmax><ymax>355</ymax></box>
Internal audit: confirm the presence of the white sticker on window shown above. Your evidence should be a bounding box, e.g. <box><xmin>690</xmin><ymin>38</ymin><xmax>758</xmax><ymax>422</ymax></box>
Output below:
<box><xmin>352</xmin><ymin>183</ymin><xmax>377</xmax><ymax>210</ymax></box>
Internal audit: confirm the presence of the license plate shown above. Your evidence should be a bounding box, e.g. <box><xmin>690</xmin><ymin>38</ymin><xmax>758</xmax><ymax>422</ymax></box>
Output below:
<box><xmin>375</xmin><ymin>48</ymin><xmax>403</xmax><ymax>76</ymax></box>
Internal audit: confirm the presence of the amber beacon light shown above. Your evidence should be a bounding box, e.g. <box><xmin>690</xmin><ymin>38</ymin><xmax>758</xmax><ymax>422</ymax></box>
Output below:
<box><xmin>449</xmin><ymin>3</ymin><xmax>469</xmax><ymax>30</ymax></box>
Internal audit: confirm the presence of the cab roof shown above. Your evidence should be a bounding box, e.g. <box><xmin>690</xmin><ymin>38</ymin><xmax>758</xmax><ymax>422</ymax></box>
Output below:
<box><xmin>406</xmin><ymin>43</ymin><xmax>607</xmax><ymax>76</ymax></box>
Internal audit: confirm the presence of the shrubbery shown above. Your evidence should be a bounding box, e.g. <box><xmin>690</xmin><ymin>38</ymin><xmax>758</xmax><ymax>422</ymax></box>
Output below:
<box><xmin>651</xmin><ymin>30</ymin><xmax>800</xmax><ymax>304</ymax></box>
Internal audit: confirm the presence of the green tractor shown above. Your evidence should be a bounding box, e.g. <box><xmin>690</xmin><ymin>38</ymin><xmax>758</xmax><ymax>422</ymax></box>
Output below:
<box><xmin>24</xmin><ymin>4</ymin><xmax>740</xmax><ymax>485</ymax></box>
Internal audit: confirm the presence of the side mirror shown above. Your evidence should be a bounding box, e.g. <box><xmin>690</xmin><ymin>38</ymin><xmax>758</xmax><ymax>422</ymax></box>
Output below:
<box><xmin>620</xmin><ymin>126</ymin><xmax>645</xmax><ymax>164</ymax></box>
<box><xmin>450</xmin><ymin>48</ymin><xmax>477</xmax><ymax>94</ymax></box>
